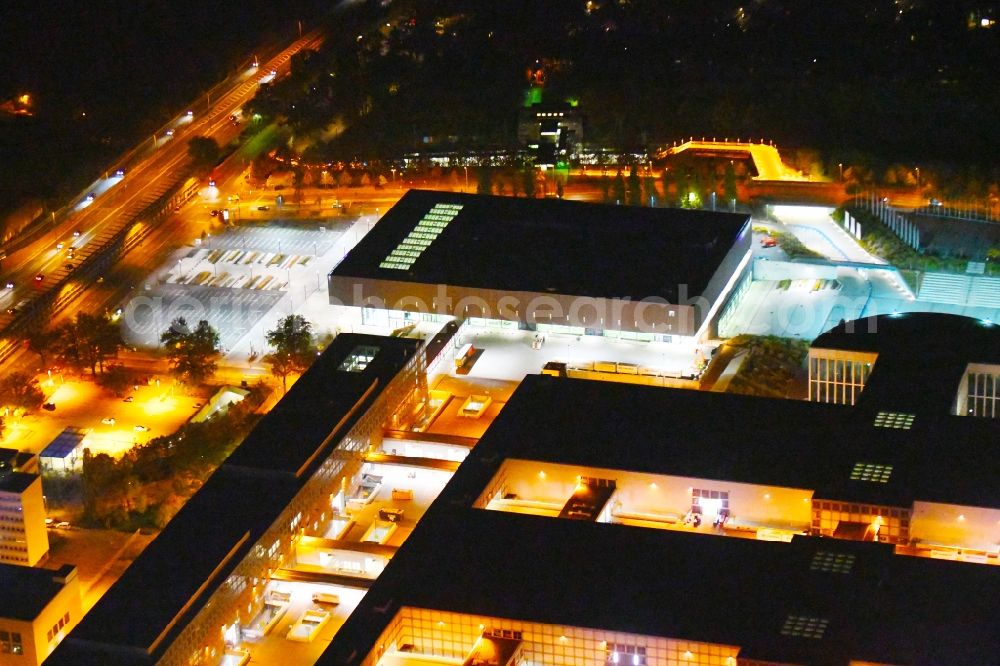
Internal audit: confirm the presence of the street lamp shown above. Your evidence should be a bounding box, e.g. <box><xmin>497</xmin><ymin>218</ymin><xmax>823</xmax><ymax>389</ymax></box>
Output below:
<box><xmin>463</xmin><ymin>166</ymin><xmax>469</xmax><ymax>192</ymax></box>
<box><xmin>838</xmin><ymin>163</ymin><xmax>843</xmax><ymax>182</ymax></box>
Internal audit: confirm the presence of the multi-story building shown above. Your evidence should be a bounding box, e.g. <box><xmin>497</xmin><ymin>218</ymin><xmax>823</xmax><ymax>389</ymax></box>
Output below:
<box><xmin>52</xmin><ymin>311</ymin><xmax>1000</xmax><ymax>665</ymax></box>
<box><xmin>47</xmin><ymin>234</ymin><xmax>1000</xmax><ymax>665</ymax></box>
<box><xmin>809</xmin><ymin>312</ymin><xmax>1000</xmax><ymax>415</ymax></box>
<box><xmin>323</xmin><ymin>330</ymin><xmax>1000</xmax><ymax>665</ymax></box>
<box><xmin>0</xmin><ymin>450</ymin><xmax>48</xmax><ymax>567</ymax></box>
<box><xmin>51</xmin><ymin>334</ymin><xmax>427</xmax><ymax>665</ymax></box>
<box><xmin>0</xmin><ymin>564</ymin><xmax>81</xmax><ymax>665</ymax></box>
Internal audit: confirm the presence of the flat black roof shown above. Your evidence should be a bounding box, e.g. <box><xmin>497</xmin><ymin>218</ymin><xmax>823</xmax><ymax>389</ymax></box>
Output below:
<box><xmin>54</xmin><ymin>334</ymin><xmax>420</xmax><ymax>662</ymax></box>
<box><xmin>331</xmin><ymin>189</ymin><xmax>750</xmax><ymax>301</ymax></box>
<box><xmin>454</xmin><ymin>373</ymin><xmax>1000</xmax><ymax>509</ymax></box>
<box><xmin>224</xmin><ymin>334</ymin><xmax>420</xmax><ymax>476</ymax></box>
<box><xmin>0</xmin><ymin>470</ymin><xmax>37</xmax><ymax>494</ymax></box>
<box><xmin>323</xmin><ymin>357</ymin><xmax>1000</xmax><ymax>665</ymax></box>
<box><xmin>323</xmin><ymin>510</ymin><xmax>1000</xmax><ymax>666</ymax></box>
<box><xmin>0</xmin><ymin>564</ymin><xmax>75</xmax><ymax>621</ymax></box>
<box><xmin>813</xmin><ymin>313</ymin><xmax>1000</xmax><ymax>416</ymax></box>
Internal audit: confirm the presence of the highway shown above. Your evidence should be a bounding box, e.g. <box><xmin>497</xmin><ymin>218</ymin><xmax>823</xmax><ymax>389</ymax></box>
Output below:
<box><xmin>0</xmin><ymin>31</ymin><xmax>325</xmax><ymax>357</ymax></box>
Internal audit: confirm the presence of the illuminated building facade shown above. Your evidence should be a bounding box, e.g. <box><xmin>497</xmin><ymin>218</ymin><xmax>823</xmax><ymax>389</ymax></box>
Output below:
<box><xmin>0</xmin><ymin>450</ymin><xmax>48</xmax><ymax>567</ymax></box>
<box><xmin>51</xmin><ymin>335</ymin><xmax>427</xmax><ymax>665</ymax></box>
<box><xmin>0</xmin><ymin>564</ymin><xmax>82</xmax><ymax>664</ymax></box>
<box><xmin>329</xmin><ymin>190</ymin><xmax>752</xmax><ymax>343</ymax></box>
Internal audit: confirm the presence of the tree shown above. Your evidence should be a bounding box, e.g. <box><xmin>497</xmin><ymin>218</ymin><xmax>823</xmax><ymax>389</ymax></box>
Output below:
<box><xmin>27</xmin><ymin>328</ymin><xmax>58</xmax><ymax>368</ymax></box>
<box><xmin>0</xmin><ymin>372</ymin><xmax>44</xmax><ymax>411</ymax></box>
<box><xmin>95</xmin><ymin>365</ymin><xmax>132</xmax><ymax>396</ymax></box>
<box><xmin>522</xmin><ymin>165</ymin><xmax>536</xmax><ymax>198</ymax></box>
<box><xmin>160</xmin><ymin>318</ymin><xmax>221</xmax><ymax>386</ymax></box>
<box><xmin>264</xmin><ymin>315</ymin><xmax>317</xmax><ymax>393</ymax></box>
<box><xmin>627</xmin><ymin>165</ymin><xmax>642</xmax><ymax>206</ymax></box>
<box><xmin>611</xmin><ymin>170</ymin><xmax>627</xmax><ymax>204</ymax></box>
<box><xmin>53</xmin><ymin>313</ymin><xmax>122</xmax><ymax>375</ymax></box>
<box><xmin>477</xmin><ymin>167</ymin><xmax>493</xmax><ymax>195</ymax></box>
<box><xmin>187</xmin><ymin>136</ymin><xmax>221</xmax><ymax>175</ymax></box>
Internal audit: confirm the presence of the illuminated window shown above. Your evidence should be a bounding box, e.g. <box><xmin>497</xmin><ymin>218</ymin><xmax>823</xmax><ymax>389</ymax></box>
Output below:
<box><xmin>379</xmin><ymin>203</ymin><xmax>463</xmax><ymax>270</ymax></box>
<box><xmin>338</xmin><ymin>345</ymin><xmax>380</xmax><ymax>372</ymax></box>
<box><xmin>780</xmin><ymin>615</ymin><xmax>829</xmax><ymax>639</ymax></box>
<box><xmin>873</xmin><ymin>411</ymin><xmax>915</xmax><ymax>429</ymax></box>
<box><xmin>850</xmin><ymin>463</ymin><xmax>893</xmax><ymax>483</ymax></box>
<box><xmin>607</xmin><ymin>643</ymin><xmax>646</xmax><ymax>665</ymax></box>
<box><xmin>809</xmin><ymin>551</ymin><xmax>856</xmax><ymax>574</ymax></box>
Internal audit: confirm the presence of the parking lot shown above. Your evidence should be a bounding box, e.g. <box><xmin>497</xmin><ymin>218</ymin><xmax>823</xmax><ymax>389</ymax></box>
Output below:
<box><xmin>4</xmin><ymin>378</ymin><xmax>203</xmax><ymax>460</ymax></box>
<box><xmin>120</xmin><ymin>221</ymin><xmax>351</xmax><ymax>353</ymax></box>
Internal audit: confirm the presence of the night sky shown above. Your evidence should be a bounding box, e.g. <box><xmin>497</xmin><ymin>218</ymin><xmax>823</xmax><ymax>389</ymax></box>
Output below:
<box><xmin>2</xmin><ymin>1</ymin><xmax>999</xmax><ymax>216</ymax></box>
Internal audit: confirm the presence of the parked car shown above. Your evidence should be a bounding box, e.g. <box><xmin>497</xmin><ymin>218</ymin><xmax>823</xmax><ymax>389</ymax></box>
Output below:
<box><xmin>42</xmin><ymin>402</ymin><xmax>56</xmax><ymax>411</ymax></box>
<box><xmin>123</xmin><ymin>396</ymin><xmax>134</xmax><ymax>403</ymax></box>
<box><xmin>760</xmin><ymin>236</ymin><xmax>778</xmax><ymax>248</ymax></box>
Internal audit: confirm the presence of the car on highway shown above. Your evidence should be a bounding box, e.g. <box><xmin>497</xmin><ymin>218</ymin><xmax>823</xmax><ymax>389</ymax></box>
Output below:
<box><xmin>64</xmin><ymin>263</ymin><xmax>75</xmax><ymax>270</ymax></box>
<box><xmin>123</xmin><ymin>396</ymin><xmax>134</xmax><ymax>403</ymax></box>
<box><xmin>257</xmin><ymin>205</ymin><xmax>270</xmax><ymax>211</ymax></box>
<box><xmin>115</xmin><ymin>168</ymin><xmax>125</xmax><ymax>177</ymax></box>
<box><xmin>134</xmin><ymin>425</ymin><xmax>150</xmax><ymax>432</ymax></box>
<box><xmin>85</xmin><ymin>193</ymin><xmax>95</xmax><ymax>203</ymax></box>
<box><xmin>72</xmin><ymin>229</ymin><xmax>81</xmax><ymax>237</ymax></box>
<box><xmin>42</xmin><ymin>402</ymin><xmax>56</xmax><ymax>411</ymax></box>
<box><xmin>5</xmin><ymin>307</ymin><xmax>16</xmax><ymax>315</ymax></box>
<box><xmin>34</xmin><ymin>274</ymin><xmax>44</xmax><ymax>282</ymax></box>
<box><xmin>54</xmin><ymin>521</ymin><xmax>71</xmax><ymax>530</ymax></box>
<box><xmin>101</xmin><ymin>417</ymin><xmax>116</xmax><ymax>425</ymax></box>
<box><xmin>4</xmin><ymin>281</ymin><xmax>12</xmax><ymax>289</ymax></box>
<box><xmin>56</xmin><ymin>242</ymin><xmax>65</xmax><ymax>250</ymax></box>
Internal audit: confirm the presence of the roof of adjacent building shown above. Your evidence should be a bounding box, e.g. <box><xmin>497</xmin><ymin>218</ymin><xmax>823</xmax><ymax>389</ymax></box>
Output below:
<box><xmin>0</xmin><ymin>564</ymin><xmax>76</xmax><ymax>621</ymax></box>
<box><xmin>323</xmin><ymin>344</ymin><xmax>1000</xmax><ymax>665</ymax></box>
<box><xmin>53</xmin><ymin>334</ymin><xmax>420</xmax><ymax>662</ymax></box>
<box><xmin>224</xmin><ymin>334</ymin><xmax>420</xmax><ymax>476</ymax></box>
<box><xmin>330</xmin><ymin>189</ymin><xmax>750</xmax><ymax>301</ymax></box>
<box><xmin>812</xmin><ymin>312</ymin><xmax>1000</xmax><ymax>416</ymax></box>
<box><xmin>0</xmin><ymin>470</ymin><xmax>38</xmax><ymax>494</ymax></box>
<box><xmin>40</xmin><ymin>427</ymin><xmax>87</xmax><ymax>460</ymax></box>
<box><xmin>323</xmin><ymin>509</ymin><xmax>1000</xmax><ymax>666</ymax></box>
<box><xmin>444</xmin><ymin>372</ymin><xmax>1000</xmax><ymax>509</ymax></box>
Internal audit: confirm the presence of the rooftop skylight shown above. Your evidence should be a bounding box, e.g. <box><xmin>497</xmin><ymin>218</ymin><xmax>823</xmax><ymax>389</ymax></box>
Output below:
<box><xmin>850</xmin><ymin>462</ymin><xmax>893</xmax><ymax>483</ymax></box>
<box><xmin>338</xmin><ymin>345</ymin><xmax>379</xmax><ymax>372</ymax></box>
<box><xmin>809</xmin><ymin>551</ymin><xmax>856</xmax><ymax>574</ymax></box>
<box><xmin>379</xmin><ymin>203</ymin><xmax>463</xmax><ymax>270</ymax></box>
<box><xmin>873</xmin><ymin>411</ymin><xmax>915</xmax><ymax>430</ymax></box>
<box><xmin>781</xmin><ymin>615</ymin><xmax>829</xmax><ymax>639</ymax></box>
